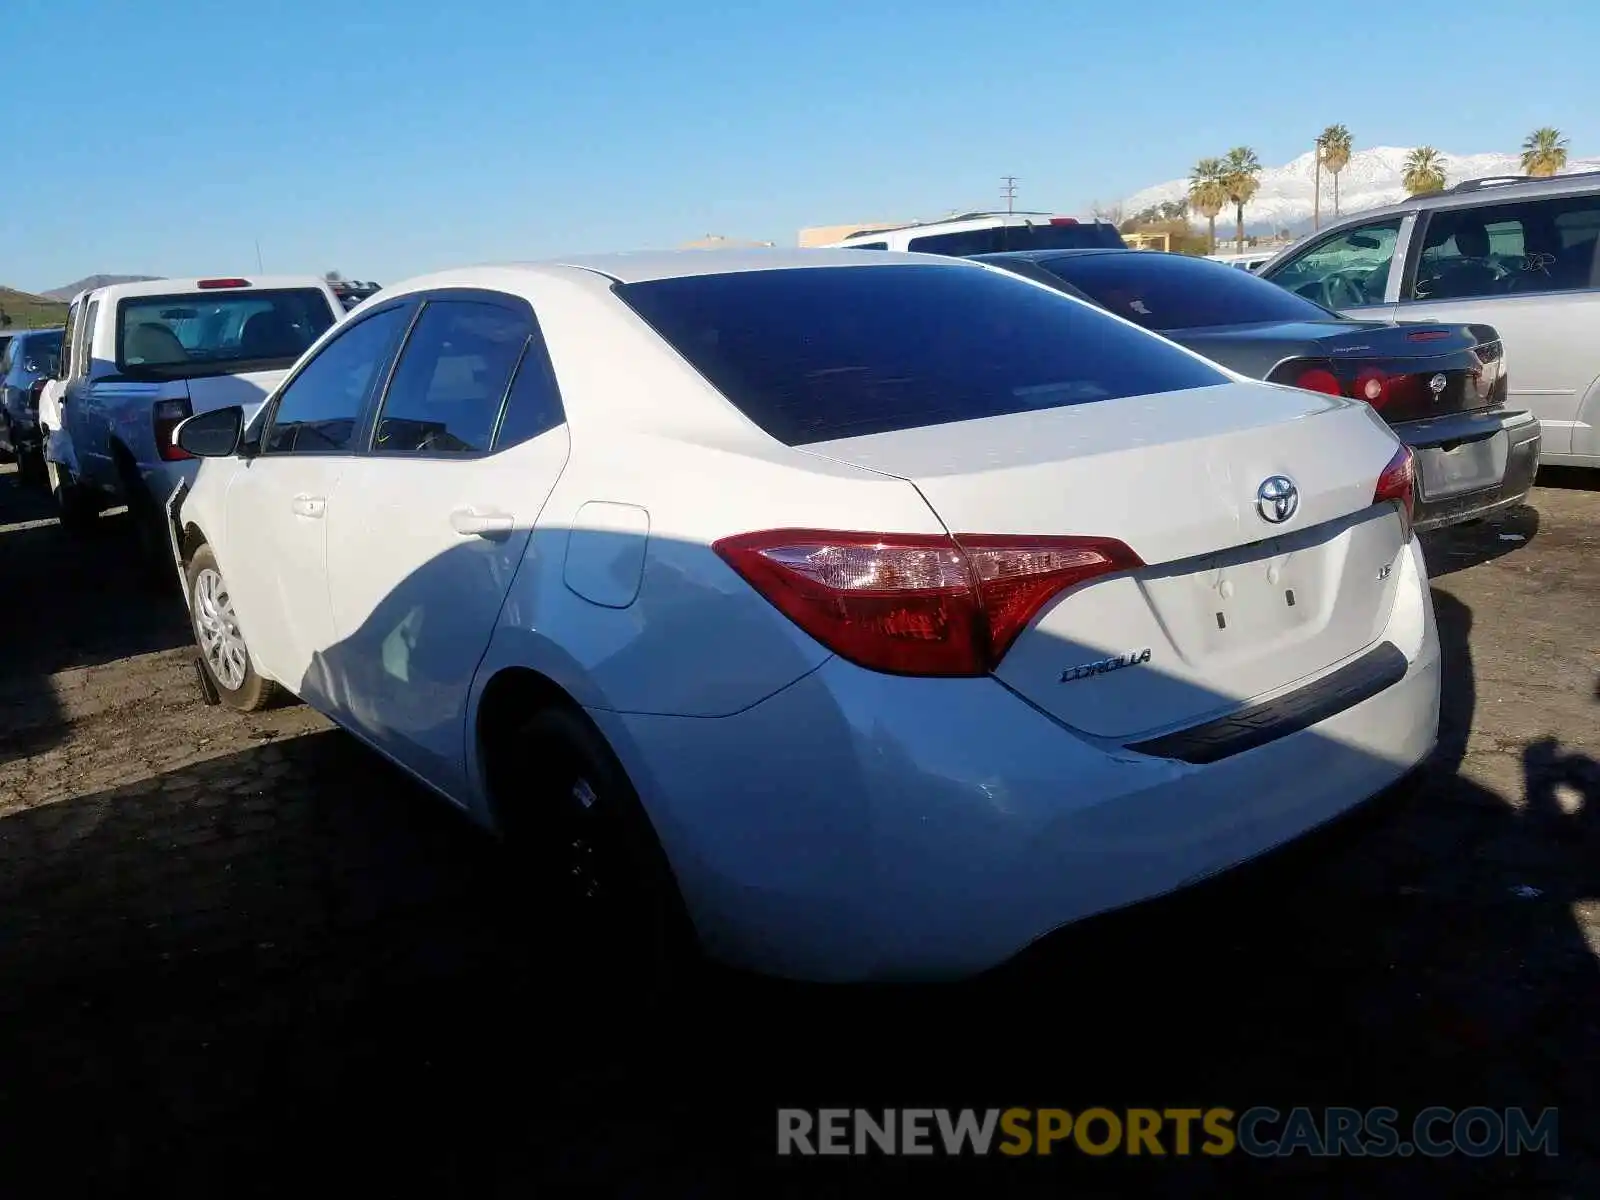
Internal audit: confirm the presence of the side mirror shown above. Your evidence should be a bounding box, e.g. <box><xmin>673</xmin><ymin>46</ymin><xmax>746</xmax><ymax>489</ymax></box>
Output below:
<box><xmin>175</xmin><ymin>406</ymin><xmax>244</xmax><ymax>458</ymax></box>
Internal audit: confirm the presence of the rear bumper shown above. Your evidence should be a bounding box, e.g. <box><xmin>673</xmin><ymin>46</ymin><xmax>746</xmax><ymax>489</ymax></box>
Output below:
<box><xmin>1400</xmin><ymin>407</ymin><xmax>1540</xmax><ymax>532</ymax></box>
<box><xmin>592</xmin><ymin>539</ymin><xmax>1441</xmax><ymax>983</ymax></box>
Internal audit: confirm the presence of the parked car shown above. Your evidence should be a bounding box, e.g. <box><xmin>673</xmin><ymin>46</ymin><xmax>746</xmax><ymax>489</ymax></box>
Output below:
<box><xmin>0</xmin><ymin>325</ymin><xmax>63</xmax><ymax>482</ymax></box>
<box><xmin>1254</xmin><ymin>170</ymin><xmax>1600</xmax><ymax>469</ymax></box>
<box><xmin>38</xmin><ymin>275</ymin><xmax>342</xmax><ymax>563</ymax></box>
<box><xmin>813</xmin><ymin>211</ymin><xmax>1127</xmax><ymax>254</ymax></box>
<box><xmin>168</xmin><ymin>249</ymin><xmax>1439</xmax><ymax>983</ymax></box>
<box><xmin>1206</xmin><ymin>251</ymin><xmax>1274</xmax><ymax>272</ymax></box>
<box><xmin>973</xmin><ymin>249</ymin><xmax>1539</xmax><ymax>532</ymax></box>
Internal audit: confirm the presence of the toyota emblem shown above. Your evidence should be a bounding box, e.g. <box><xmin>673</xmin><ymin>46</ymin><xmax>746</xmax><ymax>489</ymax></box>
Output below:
<box><xmin>1256</xmin><ymin>475</ymin><xmax>1299</xmax><ymax>524</ymax></box>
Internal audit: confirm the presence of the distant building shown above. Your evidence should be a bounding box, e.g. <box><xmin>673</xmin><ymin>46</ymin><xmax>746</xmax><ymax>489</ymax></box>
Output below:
<box><xmin>797</xmin><ymin>221</ymin><xmax>912</xmax><ymax>247</ymax></box>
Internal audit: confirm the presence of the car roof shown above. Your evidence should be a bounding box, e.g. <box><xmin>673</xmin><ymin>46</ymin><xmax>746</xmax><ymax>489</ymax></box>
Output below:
<box><xmin>82</xmin><ymin>275</ymin><xmax>336</xmax><ymax>301</ymax></box>
<box><xmin>974</xmin><ymin>248</ymin><xmax>1175</xmax><ymax>265</ymax></box>
<box><xmin>379</xmin><ymin>248</ymin><xmax>980</xmax><ymax>295</ymax></box>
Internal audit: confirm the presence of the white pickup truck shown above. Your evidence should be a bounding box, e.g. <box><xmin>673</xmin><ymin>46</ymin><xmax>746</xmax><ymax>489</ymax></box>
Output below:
<box><xmin>38</xmin><ymin>275</ymin><xmax>343</xmax><ymax>561</ymax></box>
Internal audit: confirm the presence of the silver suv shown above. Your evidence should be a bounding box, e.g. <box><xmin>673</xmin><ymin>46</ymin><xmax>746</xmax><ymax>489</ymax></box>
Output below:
<box><xmin>1257</xmin><ymin>171</ymin><xmax>1600</xmax><ymax>469</ymax></box>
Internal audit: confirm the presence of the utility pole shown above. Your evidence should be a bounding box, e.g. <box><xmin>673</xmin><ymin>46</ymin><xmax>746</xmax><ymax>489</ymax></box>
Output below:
<box><xmin>1312</xmin><ymin>137</ymin><xmax>1323</xmax><ymax>232</ymax></box>
<box><xmin>1001</xmin><ymin>176</ymin><xmax>1017</xmax><ymax>214</ymax></box>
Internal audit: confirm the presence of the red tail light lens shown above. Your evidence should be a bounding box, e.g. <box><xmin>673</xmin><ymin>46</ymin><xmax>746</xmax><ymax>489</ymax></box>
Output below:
<box><xmin>1293</xmin><ymin>368</ymin><xmax>1342</xmax><ymax>395</ymax></box>
<box><xmin>712</xmin><ymin>529</ymin><xmax>1143</xmax><ymax>676</ymax></box>
<box><xmin>1373</xmin><ymin>444</ymin><xmax>1416</xmax><ymax>539</ymax></box>
<box><xmin>153</xmin><ymin>398</ymin><xmax>194</xmax><ymax>461</ymax></box>
<box><xmin>196</xmin><ymin>278</ymin><xmax>250</xmax><ymax>289</ymax></box>
<box><xmin>1049</xmin><ymin>217</ymin><xmax>1079</xmax><ymax>226</ymax></box>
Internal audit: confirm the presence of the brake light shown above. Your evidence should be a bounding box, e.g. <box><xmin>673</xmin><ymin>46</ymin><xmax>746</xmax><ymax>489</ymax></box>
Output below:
<box><xmin>1049</xmin><ymin>217</ymin><xmax>1079</xmax><ymax>226</ymax></box>
<box><xmin>1406</xmin><ymin>329</ymin><xmax>1451</xmax><ymax>341</ymax></box>
<box><xmin>712</xmin><ymin>529</ymin><xmax>1143</xmax><ymax>676</ymax></box>
<box><xmin>153</xmin><ymin>397</ymin><xmax>194</xmax><ymax>461</ymax></box>
<box><xmin>1373</xmin><ymin>444</ymin><xmax>1416</xmax><ymax>540</ymax></box>
<box><xmin>1293</xmin><ymin>368</ymin><xmax>1342</xmax><ymax>395</ymax></box>
<box><xmin>196</xmin><ymin>278</ymin><xmax>250</xmax><ymax>289</ymax></box>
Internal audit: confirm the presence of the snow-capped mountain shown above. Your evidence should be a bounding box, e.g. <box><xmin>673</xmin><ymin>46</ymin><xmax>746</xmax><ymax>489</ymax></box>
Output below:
<box><xmin>1123</xmin><ymin>146</ymin><xmax>1600</xmax><ymax>234</ymax></box>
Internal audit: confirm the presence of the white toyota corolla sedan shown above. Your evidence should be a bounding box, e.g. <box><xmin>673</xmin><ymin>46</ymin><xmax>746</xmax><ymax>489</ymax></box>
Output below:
<box><xmin>167</xmin><ymin>249</ymin><xmax>1441</xmax><ymax>983</ymax></box>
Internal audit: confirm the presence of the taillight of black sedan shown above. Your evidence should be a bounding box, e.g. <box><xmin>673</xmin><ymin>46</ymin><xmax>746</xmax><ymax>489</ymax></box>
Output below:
<box><xmin>970</xmin><ymin>248</ymin><xmax>1540</xmax><ymax>533</ymax></box>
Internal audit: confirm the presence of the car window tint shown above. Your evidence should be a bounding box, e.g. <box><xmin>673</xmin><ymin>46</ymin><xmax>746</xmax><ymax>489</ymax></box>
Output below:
<box><xmin>373</xmin><ymin>301</ymin><xmax>529</xmax><ymax>455</ymax></box>
<box><xmin>1019</xmin><ymin>252</ymin><xmax>1336</xmax><ymax>331</ymax></box>
<box><xmin>116</xmin><ymin>288</ymin><xmax>336</xmax><ymax>378</ymax></box>
<box><xmin>617</xmin><ymin>264</ymin><xmax>1228</xmax><ymax>446</ymax></box>
<box><xmin>1262</xmin><ymin>219</ymin><xmax>1401</xmax><ymax>309</ymax></box>
<box><xmin>1411</xmin><ymin>195</ymin><xmax>1600</xmax><ymax>301</ymax></box>
<box><xmin>841</xmin><ymin>241</ymin><xmax>888</xmax><ymax>250</ymax></box>
<box><xmin>263</xmin><ymin>305</ymin><xmax>411</xmax><ymax>455</ymax></box>
<box><xmin>493</xmin><ymin>332</ymin><xmax>566</xmax><ymax>449</ymax></box>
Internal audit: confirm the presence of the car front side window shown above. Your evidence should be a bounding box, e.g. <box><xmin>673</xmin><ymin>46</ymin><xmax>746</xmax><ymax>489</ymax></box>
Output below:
<box><xmin>260</xmin><ymin>304</ymin><xmax>412</xmax><ymax>456</ymax></box>
<box><xmin>1263</xmin><ymin>218</ymin><xmax>1403</xmax><ymax>309</ymax></box>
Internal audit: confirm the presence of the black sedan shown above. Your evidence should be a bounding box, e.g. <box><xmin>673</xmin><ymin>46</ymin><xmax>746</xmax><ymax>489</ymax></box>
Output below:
<box><xmin>971</xmin><ymin>249</ymin><xmax>1541</xmax><ymax>532</ymax></box>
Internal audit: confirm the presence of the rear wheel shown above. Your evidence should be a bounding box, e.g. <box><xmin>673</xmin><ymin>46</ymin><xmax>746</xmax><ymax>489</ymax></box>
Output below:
<box><xmin>116</xmin><ymin>454</ymin><xmax>175</xmax><ymax>587</ymax></box>
<box><xmin>46</xmin><ymin>458</ymin><xmax>99</xmax><ymax>534</ymax></box>
<box><xmin>495</xmin><ymin>704</ymin><xmax>699</xmax><ymax>1011</ymax></box>
<box><xmin>185</xmin><ymin>543</ymin><xmax>280</xmax><ymax>712</ymax></box>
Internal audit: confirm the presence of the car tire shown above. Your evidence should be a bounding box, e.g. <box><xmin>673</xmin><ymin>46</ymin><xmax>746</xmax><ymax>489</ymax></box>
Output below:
<box><xmin>496</xmin><ymin>704</ymin><xmax>701</xmax><ymax>1011</ymax></box>
<box><xmin>116</xmin><ymin>454</ymin><xmax>175</xmax><ymax>588</ymax></box>
<box><xmin>46</xmin><ymin>458</ymin><xmax>99</xmax><ymax>534</ymax></box>
<box><xmin>185</xmin><ymin>543</ymin><xmax>281</xmax><ymax>712</ymax></box>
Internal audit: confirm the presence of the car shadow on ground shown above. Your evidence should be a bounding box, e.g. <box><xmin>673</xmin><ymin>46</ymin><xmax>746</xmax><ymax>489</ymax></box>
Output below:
<box><xmin>1534</xmin><ymin>466</ymin><xmax>1600</xmax><ymax>493</ymax></box>
<box><xmin>0</xmin><ymin>580</ymin><xmax>1595</xmax><ymax>1195</ymax></box>
<box><xmin>1419</xmin><ymin>504</ymin><xmax>1540</xmax><ymax>579</ymax></box>
<box><xmin>0</xmin><ymin>464</ymin><xmax>189</xmax><ymax>766</ymax></box>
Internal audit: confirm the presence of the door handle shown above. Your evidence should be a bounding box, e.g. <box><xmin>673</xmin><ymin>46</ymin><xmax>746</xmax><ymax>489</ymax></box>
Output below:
<box><xmin>291</xmin><ymin>494</ymin><xmax>326</xmax><ymax>518</ymax></box>
<box><xmin>451</xmin><ymin>507</ymin><xmax>515</xmax><ymax>536</ymax></box>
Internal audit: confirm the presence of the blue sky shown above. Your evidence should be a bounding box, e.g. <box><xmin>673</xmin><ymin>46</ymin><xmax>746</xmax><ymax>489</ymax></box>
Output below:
<box><xmin>3</xmin><ymin>0</ymin><xmax>1593</xmax><ymax>292</ymax></box>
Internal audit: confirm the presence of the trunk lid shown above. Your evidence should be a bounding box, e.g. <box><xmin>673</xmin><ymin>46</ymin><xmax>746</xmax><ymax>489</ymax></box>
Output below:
<box><xmin>1246</xmin><ymin>321</ymin><xmax>1506</xmax><ymax>426</ymax></box>
<box><xmin>803</xmin><ymin>381</ymin><xmax>1409</xmax><ymax>741</ymax></box>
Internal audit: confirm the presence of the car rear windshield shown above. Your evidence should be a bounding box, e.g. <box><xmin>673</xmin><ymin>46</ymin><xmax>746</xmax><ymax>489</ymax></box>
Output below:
<box><xmin>905</xmin><ymin>223</ymin><xmax>1125</xmax><ymax>256</ymax></box>
<box><xmin>1027</xmin><ymin>252</ymin><xmax>1336</xmax><ymax>332</ymax></box>
<box><xmin>616</xmin><ymin>264</ymin><xmax>1228</xmax><ymax>445</ymax></box>
<box><xmin>115</xmin><ymin>288</ymin><xmax>336</xmax><ymax>377</ymax></box>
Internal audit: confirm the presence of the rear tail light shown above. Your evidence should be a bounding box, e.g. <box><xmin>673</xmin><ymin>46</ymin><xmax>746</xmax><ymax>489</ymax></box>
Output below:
<box><xmin>196</xmin><ymin>278</ymin><xmax>251</xmax><ymax>289</ymax></box>
<box><xmin>712</xmin><ymin>529</ymin><xmax>1143</xmax><ymax>676</ymax></box>
<box><xmin>1049</xmin><ymin>216</ymin><xmax>1079</xmax><ymax>226</ymax></box>
<box><xmin>153</xmin><ymin>398</ymin><xmax>194</xmax><ymax>461</ymax></box>
<box><xmin>1292</xmin><ymin>367</ymin><xmax>1342</xmax><ymax>396</ymax></box>
<box><xmin>1373</xmin><ymin>444</ymin><xmax>1416</xmax><ymax>540</ymax></box>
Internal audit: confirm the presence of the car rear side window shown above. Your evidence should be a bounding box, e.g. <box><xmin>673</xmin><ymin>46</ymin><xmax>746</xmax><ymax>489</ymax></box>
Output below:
<box><xmin>1029</xmin><ymin>252</ymin><xmax>1338</xmax><ymax>331</ymax></box>
<box><xmin>117</xmin><ymin>288</ymin><xmax>337</xmax><ymax>378</ymax></box>
<box><xmin>374</xmin><ymin>300</ymin><xmax>529</xmax><ymax>455</ymax></box>
<box><xmin>617</xmin><ymin>264</ymin><xmax>1228</xmax><ymax>445</ymax></box>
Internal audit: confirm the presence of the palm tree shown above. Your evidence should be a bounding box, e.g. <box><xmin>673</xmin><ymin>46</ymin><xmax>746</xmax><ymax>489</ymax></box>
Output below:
<box><xmin>1402</xmin><ymin>147</ymin><xmax>1447</xmax><ymax>195</ymax></box>
<box><xmin>1319</xmin><ymin>124</ymin><xmax>1353</xmax><ymax>216</ymax></box>
<box><xmin>1222</xmin><ymin>147</ymin><xmax>1262</xmax><ymax>252</ymax></box>
<box><xmin>1187</xmin><ymin>158</ymin><xmax>1229</xmax><ymax>255</ymax></box>
<box><xmin>1521</xmin><ymin>127</ymin><xmax>1569</xmax><ymax>178</ymax></box>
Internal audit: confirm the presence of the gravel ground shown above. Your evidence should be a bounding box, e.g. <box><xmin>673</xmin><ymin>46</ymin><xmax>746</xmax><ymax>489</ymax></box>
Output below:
<box><xmin>0</xmin><ymin>461</ymin><xmax>1596</xmax><ymax>1197</ymax></box>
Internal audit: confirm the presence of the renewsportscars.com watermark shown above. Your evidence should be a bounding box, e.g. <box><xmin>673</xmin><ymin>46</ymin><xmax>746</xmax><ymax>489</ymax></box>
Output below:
<box><xmin>778</xmin><ymin>1106</ymin><xmax>1559</xmax><ymax>1158</ymax></box>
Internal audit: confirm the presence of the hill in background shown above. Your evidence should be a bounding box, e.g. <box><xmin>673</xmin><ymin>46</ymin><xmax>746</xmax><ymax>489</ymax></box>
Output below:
<box><xmin>0</xmin><ymin>287</ymin><xmax>68</xmax><ymax>330</ymax></box>
<box><xmin>41</xmin><ymin>274</ymin><xmax>161</xmax><ymax>301</ymax></box>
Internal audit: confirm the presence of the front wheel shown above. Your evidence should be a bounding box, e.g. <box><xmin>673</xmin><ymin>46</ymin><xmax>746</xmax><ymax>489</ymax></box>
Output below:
<box><xmin>185</xmin><ymin>544</ymin><xmax>281</xmax><ymax>712</ymax></box>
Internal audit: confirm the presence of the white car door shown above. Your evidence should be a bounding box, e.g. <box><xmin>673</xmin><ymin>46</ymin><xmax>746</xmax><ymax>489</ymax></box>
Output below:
<box><xmin>222</xmin><ymin>300</ymin><xmax>417</xmax><ymax>700</ymax></box>
<box><xmin>319</xmin><ymin>293</ymin><xmax>569</xmax><ymax>798</ymax></box>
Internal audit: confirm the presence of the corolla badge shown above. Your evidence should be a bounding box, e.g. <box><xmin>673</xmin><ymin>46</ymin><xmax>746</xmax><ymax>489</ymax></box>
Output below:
<box><xmin>1059</xmin><ymin>648</ymin><xmax>1152</xmax><ymax>683</ymax></box>
<box><xmin>1255</xmin><ymin>475</ymin><xmax>1299</xmax><ymax>524</ymax></box>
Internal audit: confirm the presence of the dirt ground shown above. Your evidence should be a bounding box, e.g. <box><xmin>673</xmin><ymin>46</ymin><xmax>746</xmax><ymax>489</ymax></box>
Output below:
<box><xmin>0</xmin><ymin>460</ymin><xmax>1596</xmax><ymax>1197</ymax></box>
